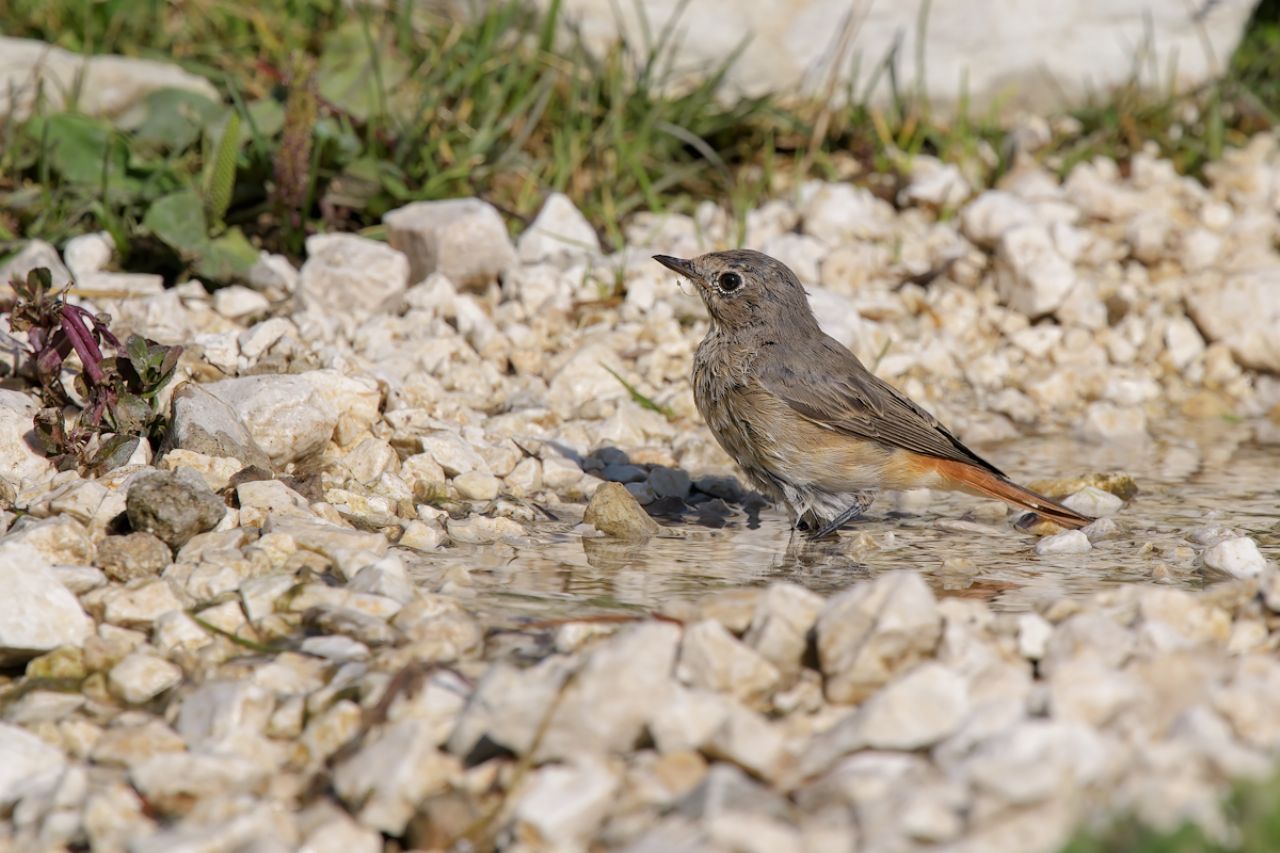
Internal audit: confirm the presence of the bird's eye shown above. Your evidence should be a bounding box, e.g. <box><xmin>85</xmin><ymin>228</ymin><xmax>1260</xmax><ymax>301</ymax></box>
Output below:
<box><xmin>718</xmin><ymin>271</ymin><xmax>743</xmax><ymax>292</ymax></box>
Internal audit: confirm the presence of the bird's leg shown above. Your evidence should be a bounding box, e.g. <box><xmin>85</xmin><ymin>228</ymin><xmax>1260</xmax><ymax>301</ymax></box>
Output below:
<box><xmin>805</xmin><ymin>492</ymin><xmax>876</xmax><ymax>540</ymax></box>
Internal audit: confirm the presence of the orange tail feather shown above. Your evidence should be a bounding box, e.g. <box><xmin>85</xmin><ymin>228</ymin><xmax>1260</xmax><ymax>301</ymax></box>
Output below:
<box><xmin>928</xmin><ymin>458</ymin><xmax>1092</xmax><ymax>530</ymax></box>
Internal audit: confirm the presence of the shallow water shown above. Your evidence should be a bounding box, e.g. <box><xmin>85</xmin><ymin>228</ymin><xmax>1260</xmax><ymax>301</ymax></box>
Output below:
<box><xmin>403</xmin><ymin>421</ymin><xmax>1280</xmax><ymax>620</ymax></box>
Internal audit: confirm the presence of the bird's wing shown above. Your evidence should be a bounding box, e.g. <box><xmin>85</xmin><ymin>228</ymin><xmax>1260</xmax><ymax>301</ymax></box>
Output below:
<box><xmin>755</xmin><ymin>336</ymin><xmax>1005</xmax><ymax>477</ymax></box>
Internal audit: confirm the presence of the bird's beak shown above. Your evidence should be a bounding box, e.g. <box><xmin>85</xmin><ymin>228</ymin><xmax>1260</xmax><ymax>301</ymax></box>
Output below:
<box><xmin>653</xmin><ymin>255</ymin><xmax>698</xmax><ymax>281</ymax></box>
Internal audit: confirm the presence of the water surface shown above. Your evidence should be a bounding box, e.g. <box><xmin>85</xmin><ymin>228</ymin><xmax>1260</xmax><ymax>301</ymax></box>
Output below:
<box><xmin>403</xmin><ymin>422</ymin><xmax>1280</xmax><ymax>620</ymax></box>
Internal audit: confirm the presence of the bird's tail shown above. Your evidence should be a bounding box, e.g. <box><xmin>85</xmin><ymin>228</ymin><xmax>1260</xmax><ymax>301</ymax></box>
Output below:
<box><xmin>930</xmin><ymin>458</ymin><xmax>1092</xmax><ymax>530</ymax></box>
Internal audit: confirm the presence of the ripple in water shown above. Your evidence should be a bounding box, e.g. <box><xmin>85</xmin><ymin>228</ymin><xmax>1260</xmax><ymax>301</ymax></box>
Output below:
<box><xmin>401</xmin><ymin>421</ymin><xmax>1280</xmax><ymax>621</ymax></box>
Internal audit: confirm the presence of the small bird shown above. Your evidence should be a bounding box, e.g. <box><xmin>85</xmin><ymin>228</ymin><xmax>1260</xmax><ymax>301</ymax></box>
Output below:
<box><xmin>654</xmin><ymin>250</ymin><xmax>1091</xmax><ymax>538</ymax></box>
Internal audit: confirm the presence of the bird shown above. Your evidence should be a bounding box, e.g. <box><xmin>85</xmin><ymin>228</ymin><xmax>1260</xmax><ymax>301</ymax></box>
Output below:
<box><xmin>653</xmin><ymin>249</ymin><xmax>1091</xmax><ymax>539</ymax></box>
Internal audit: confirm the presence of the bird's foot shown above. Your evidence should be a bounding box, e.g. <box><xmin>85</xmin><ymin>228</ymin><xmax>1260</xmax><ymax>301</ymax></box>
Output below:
<box><xmin>803</xmin><ymin>507</ymin><xmax>865</xmax><ymax>541</ymax></box>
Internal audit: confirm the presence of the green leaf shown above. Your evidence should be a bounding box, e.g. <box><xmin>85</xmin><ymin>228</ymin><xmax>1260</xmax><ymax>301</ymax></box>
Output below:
<box><xmin>110</xmin><ymin>392</ymin><xmax>151</xmax><ymax>435</ymax></box>
<box><xmin>316</xmin><ymin>20</ymin><xmax>410</xmax><ymax>122</ymax></box>
<box><xmin>131</xmin><ymin>88</ymin><xmax>222</xmax><ymax>150</ymax></box>
<box><xmin>143</xmin><ymin>190</ymin><xmax>208</xmax><ymax>254</ymax></box>
<box><xmin>194</xmin><ymin>228</ymin><xmax>258</xmax><ymax>282</ymax></box>
<box><xmin>126</xmin><ymin>334</ymin><xmax>150</xmax><ymax>374</ymax></box>
<box><xmin>246</xmin><ymin>98</ymin><xmax>286</xmax><ymax>139</ymax></box>
<box><xmin>25</xmin><ymin>113</ymin><xmax>128</xmax><ymax>187</ymax></box>
<box><xmin>203</xmin><ymin>111</ymin><xmax>241</xmax><ymax>227</ymax></box>
<box><xmin>90</xmin><ymin>434</ymin><xmax>141</xmax><ymax>475</ymax></box>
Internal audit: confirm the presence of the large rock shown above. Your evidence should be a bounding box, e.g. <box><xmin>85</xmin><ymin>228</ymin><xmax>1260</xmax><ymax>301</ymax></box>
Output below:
<box><xmin>384</xmin><ymin>198</ymin><xmax>516</xmax><ymax>287</ymax></box>
<box><xmin>0</xmin><ymin>543</ymin><xmax>93</xmax><ymax>664</ymax></box>
<box><xmin>517</xmin><ymin>192</ymin><xmax>601</xmax><ymax>265</ymax></box>
<box><xmin>0</xmin><ymin>722</ymin><xmax>67</xmax><ymax>808</ymax></box>
<box><xmin>0</xmin><ymin>240</ymin><xmax>71</xmax><ymax>296</ymax></box>
<box><xmin>0</xmin><ymin>389</ymin><xmax>54</xmax><ymax>492</ymax></box>
<box><xmin>0</xmin><ymin>37</ymin><xmax>220</xmax><ymax>120</ymax></box>
<box><xmin>201</xmin><ymin>374</ymin><xmax>339</xmax><ymax>467</ymax></box>
<box><xmin>815</xmin><ymin>571</ymin><xmax>942</xmax><ymax>704</ymax></box>
<box><xmin>297</xmin><ymin>234</ymin><xmax>409</xmax><ymax>315</ymax></box>
<box><xmin>528</xmin><ymin>1</ymin><xmax>1254</xmax><ymax>112</ymax></box>
<box><xmin>1185</xmin><ymin>267</ymin><xmax>1280</xmax><ymax>372</ymax></box>
<box><xmin>165</xmin><ymin>383</ymin><xmax>271</xmax><ymax>469</ymax></box>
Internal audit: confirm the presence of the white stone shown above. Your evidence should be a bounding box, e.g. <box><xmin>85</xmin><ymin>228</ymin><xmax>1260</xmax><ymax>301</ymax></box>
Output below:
<box><xmin>800</xmin><ymin>183</ymin><xmax>894</xmax><ymax>243</ymax></box>
<box><xmin>453</xmin><ymin>471</ymin><xmax>500</xmax><ymax>501</ymax></box>
<box><xmin>1202</xmin><ymin>537</ymin><xmax>1267</xmax><ymax>579</ymax></box>
<box><xmin>238</xmin><ymin>317</ymin><xmax>294</xmax><ymax>361</ymax></box>
<box><xmin>213</xmin><ymin>285</ymin><xmax>270</xmax><ymax>320</ymax></box>
<box><xmin>1034</xmin><ymin>529</ymin><xmax>1092</xmax><ymax>556</ymax></box>
<box><xmin>649</xmin><ymin>685</ymin><xmax>732</xmax><ymax>754</ymax></box>
<box><xmin>0</xmin><ymin>240</ymin><xmax>71</xmax><ymax>293</ymax></box>
<box><xmin>445</xmin><ymin>515</ymin><xmax>525</xmax><ymax>545</ymax></box>
<box><xmin>0</xmin><ymin>543</ymin><xmax>92</xmax><ymax>665</ymax></box>
<box><xmin>529</xmin><ymin>3</ymin><xmax>1253</xmax><ymax>113</ymax></box>
<box><xmin>0</xmin><ymin>722</ymin><xmax>66</xmax><ymax>808</ymax></box>
<box><xmin>0</xmin><ymin>389</ymin><xmax>55</xmax><ymax>491</ymax></box>
<box><xmin>248</xmin><ymin>252</ymin><xmax>299</xmax><ymax>293</ymax></box>
<box><xmin>900</xmin><ymin>157</ymin><xmax>970</xmax><ymax>208</ymax></box>
<box><xmin>514</xmin><ymin>757</ymin><xmax>618</xmax><ymax>847</ymax></box>
<box><xmin>1017</xmin><ymin>612</ymin><xmax>1053</xmax><ymax>660</ymax></box>
<box><xmin>298</xmin><ymin>233</ymin><xmax>409</xmax><ymax>315</ymax></box>
<box><xmin>99</xmin><ymin>579</ymin><xmax>185</xmax><ymax>628</ymax></box>
<box><xmin>419</xmin><ymin>431</ymin><xmax>488</xmax><ymax>477</ymax></box>
<box><xmin>1164</xmin><ymin>316</ymin><xmax>1206</xmax><ymax>370</ymax></box>
<box><xmin>333</xmin><ymin>719</ymin><xmax>458</xmax><ymax>835</ymax></box>
<box><xmin>677</xmin><ymin>620</ymin><xmax>781</xmax><ymax>703</ymax></box>
<box><xmin>518</xmin><ymin>192</ymin><xmax>601</xmax><ymax>264</ymax></box>
<box><xmin>1080</xmin><ymin>401</ymin><xmax>1148</xmax><ymax>443</ymax></box>
<box><xmin>537</xmin><ymin>621</ymin><xmax>682</xmax><ymax>760</ymax></box>
<box><xmin>108</xmin><ymin>653</ymin><xmax>184</xmax><ymax>704</ymax></box>
<box><xmin>816</xmin><ymin>572</ymin><xmax>942</xmax><ymax>704</ymax></box>
<box><xmin>995</xmin><ymin>224</ymin><xmax>1076</xmax><ymax>316</ymax></box>
<box><xmin>1186</xmin><ymin>267</ymin><xmax>1280</xmax><ymax>372</ymax></box>
<box><xmin>63</xmin><ymin>231</ymin><xmax>114</xmax><ymax>277</ymax></box>
<box><xmin>961</xmin><ymin>191</ymin><xmax>1036</xmax><ymax>246</ymax></box>
<box><xmin>742</xmin><ymin>582</ymin><xmax>824</xmax><ymax>675</ymax></box>
<box><xmin>1061</xmin><ymin>487</ymin><xmax>1123</xmax><ymax>518</ymax></box>
<box><xmin>203</xmin><ymin>374</ymin><xmax>338</xmax><ymax>467</ymax></box>
<box><xmin>0</xmin><ymin>36</ymin><xmax>220</xmax><ymax>121</ymax></box>
<box><xmin>853</xmin><ymin>662</ymin><xmax>970</xmax><ymax>749</ymax></box>
<box><xmin>808</xmin><ymin>287</ymin><xmax>864</xmax><ymax>351</ymax></box>
<box><xmin>384</xmin><ymin>198</ymin><xmax>516</xmax><ymax>287</ymax></box>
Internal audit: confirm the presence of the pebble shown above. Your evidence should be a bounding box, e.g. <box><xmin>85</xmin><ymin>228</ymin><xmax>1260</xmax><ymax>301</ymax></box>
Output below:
<box><xmin>1062</xmin><ymin>486</ymin><xmax>1124</xmax><ymax>517</ymax></box>
<box><xmin>384</xmin><ymin>198</ymin><xmax>516</xmax><ymax>287</ymax></box>
<box><xmin>107</xmin><ymin>653</ymin><xmax>184</xmax><ymax>704</ymax></box>
<box><xmin>1202</xmin><ymin>537</ymin><xmax>1267</xmax><ymax>579</ymax></box>
<box><xmin>96</xmin><ymin>533</ymin><xmax>173</xmax><ymax>582</ymax></box>
<box><xmin>1035</xmin><ymin>529</ymin><xmax>1093</xmax><ymax>556</ymax></box>
<box><xmin>453</xmin><ymin>470</ymin><xmax>500</xmax><ymax>501</ymax></box>
<box><xmin>583</xmin><ymin>481</ymin><xmax>660</xmax><ymax>538</ymax></box>
<box><xmin>0</xmin><ymin>543</ymin><xmax>93</xmax><ymax>664</ymax></box>
<box><xmin>297</xmin><ymin>233</ymin><xmax>409</xmax><ymax>314</ymax></box>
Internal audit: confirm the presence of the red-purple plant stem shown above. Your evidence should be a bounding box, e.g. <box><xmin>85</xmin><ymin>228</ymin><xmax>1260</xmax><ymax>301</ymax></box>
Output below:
<box><xmin>59</xmin><ymin>310</ymin><xmax>107</xmax><ymax>386</ymax></box>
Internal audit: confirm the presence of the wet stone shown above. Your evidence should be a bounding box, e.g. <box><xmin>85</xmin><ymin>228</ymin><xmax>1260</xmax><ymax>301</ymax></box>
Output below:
<box><xmin>583</xmin><ymin>481</ymin><xmax>660</xmax><ymax>538</ymax></box>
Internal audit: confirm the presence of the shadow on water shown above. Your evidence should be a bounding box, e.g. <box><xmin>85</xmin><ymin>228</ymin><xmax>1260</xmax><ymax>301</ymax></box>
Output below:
<box><xmin>400</xmin><ymin>420</ymin><xmax>1280</xmax><ymax>619</ymax></box>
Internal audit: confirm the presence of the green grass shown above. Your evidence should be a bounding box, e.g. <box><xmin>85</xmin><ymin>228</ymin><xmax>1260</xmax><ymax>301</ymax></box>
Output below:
<box><xmin>1062</xmin><ymin>771</ymin><xmax>1280</xmax><ymax>853</ymax></box>
<box><xmin>0</xmin><ymin>0</ymin><xmax>1278</xmax><ymax>284</ymax></box>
